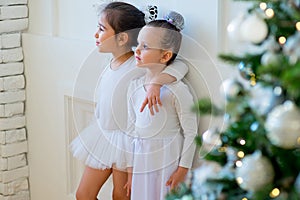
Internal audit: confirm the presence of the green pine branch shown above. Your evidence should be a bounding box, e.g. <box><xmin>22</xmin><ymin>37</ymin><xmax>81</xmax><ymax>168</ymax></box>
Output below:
<box><xmin>218</xmin><ymin>53</ymin><xmax>262</xmax><ymax>66</ymax></box>
<box><xmin>192</xmin><ymin>98</ymin><xmax>223</xmax><ymax>116</ymax></box>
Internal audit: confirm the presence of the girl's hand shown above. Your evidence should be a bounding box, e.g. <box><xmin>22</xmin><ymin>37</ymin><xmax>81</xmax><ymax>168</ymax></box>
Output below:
<box><xmin>166</xmin><ymin>166</ymin><xmax>188</xmax><ymax>190</ymax></box>
<box><xmin>123</xmin><ymin>181</ymin><xmax>131</xmax><ymax>197</ymax></box>
<box><xmin>140</xmin><ymin>83</ymin><xmax>162</xmax><ymax>115</ymax></box>
<box><xmin>124</xmin><ymin>168</ymin><xmax>132</xmax><ymax>197</ymax></box>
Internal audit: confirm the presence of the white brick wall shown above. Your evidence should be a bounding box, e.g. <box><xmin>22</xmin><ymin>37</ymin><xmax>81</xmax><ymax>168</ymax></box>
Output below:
<box><xmin>1</xmin><ymin>48</ymin><xmax>24</xmax><ymax>63</ymax></box>
<box><xmin>0</xmin><ymin>6</ymin><xmax>28</xmax><ymax>20</ymax></box>
<box><xmin>0</xmin><ymin>178</ymin><xmax>28</xmax><ymax>195</ymax></box>
<box><xmin>3</xmin><ymin>75</ymin><xmax>25</xmax><ymax>91</ymax></box>
<box><xmin>3</xmin><ymin>102</ymin><xmax>24</xmax><ymax>117</ymax></box>
<box><xmin>0</xmin><ymin>1</ymin><xmax>29</xmax><ymax>199</ymax></box>
<box><xmin>0</xmin><ymin>0</ymin><xmax>27</xmax><ymax>6</ymax></box>
<box><xmin>0</xmin><ymin>63</ymin><xmax>23</xmax><ymax>77</ymax></box>
<box><xmin>1</xmin><ymin>33</ymin><xmax>21</xmax><ymax>49</ymax></box>
<box><xmin>0</xmin><ymin>19</ymin><xmax>28</xmax><ymax>33</ymax></box>
<box><xmin>0</xmin><ymin>91</ymin><xmax>25</xmax><ymax>104</ymax></box>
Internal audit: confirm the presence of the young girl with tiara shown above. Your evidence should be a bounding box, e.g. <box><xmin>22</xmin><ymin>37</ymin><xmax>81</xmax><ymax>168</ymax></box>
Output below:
<box><xmin>125</xmin><ymin>11</ymin><xmax>198</xmax><ymax>200</ymax></box>
<box><xmin>70</xmin><ymin>2</ymin><xmax>188</xmax><ymax>200</ymax></box>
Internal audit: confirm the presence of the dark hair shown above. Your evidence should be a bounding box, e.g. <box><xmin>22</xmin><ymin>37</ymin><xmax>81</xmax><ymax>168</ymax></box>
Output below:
<box><xmin>102</xmin><ymin>2</ymin><xmax>146</xmax><ymax>47</ymax></box>
<box><xmin>147</xmin><ymin>18</ymin><xmax>183</xmax><ymax>65</ymax></box>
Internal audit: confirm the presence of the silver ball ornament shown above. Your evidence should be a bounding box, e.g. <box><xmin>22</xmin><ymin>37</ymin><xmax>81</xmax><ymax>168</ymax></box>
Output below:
<box><xmin>283</xmin><ymin>32</ymin><xmax>300</xmax><ymax>64</ymax></box>
<box><xmin>249</xmin><ymin>84</ymin><xmax>284</xmax><ymax>115</ymax></box>
<box><xmin>261</xmin><ymin>51</ymin><xmax>281</xmax><ymax>66</ymax></box>
<box><xmin>181</xmin><ymin>195</ymin><xmax>193</xmax><ymax>200</ymax></box>
<box><xmin>202</xmin><ymin>128</ymin><xmax>222</xmax><ymax>152</ymax></box>
<box><xmin>227</xmin><ymin>14</ymin><xmax>245</xmax><ymax>41</ymax></box>
<box><xmin>240</xmin><ymin>14</ymin><xmax>268</xmax><ymax>44</ymax></box>
<box><xmin>295</xmin><ymin>173</ymin><xmax>300</xmax><ymax>192</ymax></box>
<box><xmin>220</xmin><ymin>79</ymin><xmax>243</xmax><ymax>100</ymax></box>
<box><xmin>265</xmin><ymin>101</ymin><xmax>300</xmax><ymax>149</ymax></box>
<box><xmin>238</xmin><ymin>62</ymin><xmax>255</xmax><ymax>80</ymax></box>
<box><xmin>236</xmin><ymin>151</ymin><xmax>275</xmax><ymax>191</ymax></box>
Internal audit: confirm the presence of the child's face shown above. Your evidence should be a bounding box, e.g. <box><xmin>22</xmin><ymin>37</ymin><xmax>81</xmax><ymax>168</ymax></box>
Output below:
<box><xmin>94</xmin><ymin>13</ymin><xmax>117</xmax><ymax>53</ymax></box>
<box><xmin>135</xmin><ymin>26</ymin><xmax>166</xmax><ymax>68</ymax></box>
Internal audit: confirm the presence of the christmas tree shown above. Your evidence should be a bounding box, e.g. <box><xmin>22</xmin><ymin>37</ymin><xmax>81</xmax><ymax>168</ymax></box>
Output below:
<box><xmin>166</xmin><ymin>0</ymin><xmax>300</xmax><ymax>199</ymax></box>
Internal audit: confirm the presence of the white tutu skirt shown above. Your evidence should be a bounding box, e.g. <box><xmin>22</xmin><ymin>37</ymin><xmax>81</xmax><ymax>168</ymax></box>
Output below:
<box><xmin>131</xmin><ymin>133</ymin><xmax>183</xmax><ymax>200</ymax></box>
<box><xmin>69</xmin><ymin>120</ymin><xmax>133</xmax><ymax>171</ymax></box>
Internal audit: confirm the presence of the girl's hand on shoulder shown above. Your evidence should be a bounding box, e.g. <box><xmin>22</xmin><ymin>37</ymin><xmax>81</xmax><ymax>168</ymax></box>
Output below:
<box><xmin>166</xmin><ymin>166</ymin><xmax>189</xmax><ymax>190</ymax></box>
<box><xmin>140</xmin><ymin>83</ymin><xmax>162</xmax><ymax>115</ymax></box>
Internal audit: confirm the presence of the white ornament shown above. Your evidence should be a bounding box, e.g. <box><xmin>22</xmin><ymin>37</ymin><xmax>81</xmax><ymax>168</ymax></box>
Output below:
<box><xmin>193</xmin><ymin>161</ymin><xmax>222</xmax><ymax>185</ymax></box>
<box><xmin>181</xmin><ymin>195</ymin><xmax>193</xmax><ymax>200</ymax></box>
<box><xmin>236</xmin><ymin>151</ymin><xmax>275</xmax><ymax>191</ymax></box>
<box><xmin>220</xmin><ymin>79</ymin><xmax>243</xmax><ymax>100</ymax></box>
<box><xmin>202</xmin><ymin>128</ymin><xmax>222</xmax><ymax>146</ymax></box>
<box><xmin>240</xmin><ymin>14</ymin><xmax>268</xmax><ymax>44</ymax></box>
<box><xmin>227</xmin><ymin>14</ymin><xmax>245</xmax><ymax>41</ymax></box>
<box><xmin>192</xmin><ymin>161</ymin><xmax>222</xmax><ymax>198</ymax></box>
<box><xmin>283</xmin><ymin>32</ymin><xmax>300</xmax><ymax>64</ymax></box>
<box><xmin>261</xmin><ymin>51</ymin><xmax>281</xmax><ymax>66</ymax></box>
<box><xmin>295</xmin><ymin>173</ymin><xmax>300</xmax><ymax>192</ymax></box>
<box><xmin>265</xmin><ymin>101</ymin><xmax>300</xmax><ymax>149</ymax></box>
<box><xmin>263</xmin><ymin>36</ymin><xmax>281</xmax><ymax>52</ymax></box>
<box><xmin>202</xmin><ymin>128</ymin><xmax>222</xmax><ymax>152</ymax></box>
<box><xmin>249</xmin><ymin>84</ymin><xmax>283</xmax><ymax>115</ymax></box>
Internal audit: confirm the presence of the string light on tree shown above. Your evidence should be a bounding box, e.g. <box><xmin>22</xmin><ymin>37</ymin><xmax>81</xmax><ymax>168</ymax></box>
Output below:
<box><xmin>296</xmin><ymin>22</ymin><xmax>300</xmax><ymax>31</ymax></box>
<box><xmin>265</xmin><ymin>8</ymin><xmax>274</xmax><ymax>18</ymax></box>
<box><xmin>259</xmin><ymin>2</ymin><xmax>267</xmax><ymax>10</ymax></box>
<box><xmin>238</xmin><ymin>139</ymin><xmax>246</xmax><ymax>146</ymax></box>
<box><xmin>278</xmin><ymin>36</ymin><xmax>287</xmax><ymax>45</ymax></box>
<box><xmin>235</xmin><ymin>160</ymin><xmax>243</xmax><ymax>167</ymax></box>
<box><xmin>237</xmin><ymin>151</ymin><xmax>245</xmax><ymax>158</ymax></box>
<box><xmin>269</xmin><ymin>188</ymin><xmax>280</xmax><ymax>198</ymax></box>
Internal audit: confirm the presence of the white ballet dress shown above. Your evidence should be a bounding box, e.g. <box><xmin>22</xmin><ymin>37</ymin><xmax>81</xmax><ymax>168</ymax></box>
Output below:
<box><xmin>70</xmin><ymin>56</ymin><xmax>188</xmax><ymax>170</ymax></box>
<box><xmin>127</xmin><ymin>76</ymin><xmax>198</xmax><ymax>200</ymax></box>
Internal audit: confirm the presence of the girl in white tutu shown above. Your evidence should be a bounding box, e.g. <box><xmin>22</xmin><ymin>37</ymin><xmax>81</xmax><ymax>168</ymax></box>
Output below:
<box><xmin>125</xmin><ymin>11</ymin><xmax>198</xmax><ymax>200</ymax></box>
<box><xmin>70</xmin><ymin>2</ymin><xmax>188</xmax><ymax>200</ymax></box>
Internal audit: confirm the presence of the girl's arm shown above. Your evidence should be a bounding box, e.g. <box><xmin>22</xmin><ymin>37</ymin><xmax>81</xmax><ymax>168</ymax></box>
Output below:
<box><xmin>127</xmin><ymin>80</ymin><xmax>137</xmax><ymax>133</ymax></box>
<box><xmin>166</xmin><ymin>83</ymin><xmax>198</xmax><ymax>189</ymax></box>
<box><xmin>140</xmin><ymin>59</ymin><xmax>188</xmax><ymax>115</ymax></box>
<box><xmin>124</xmin><ymin>81</ymin><xmax>136</xmax><ymax>196</ymax></box>
<box><xmin>174</xmin><ymin>83</ymin><xmax>197</xmax><ymax>168</ymax></box>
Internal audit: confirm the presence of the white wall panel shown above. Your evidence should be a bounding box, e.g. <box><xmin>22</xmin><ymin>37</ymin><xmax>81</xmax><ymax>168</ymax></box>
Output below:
<box><xmin>23</xmin><ymin>34</ymin><xmax>94</xmax><ymax>200</ymax></box>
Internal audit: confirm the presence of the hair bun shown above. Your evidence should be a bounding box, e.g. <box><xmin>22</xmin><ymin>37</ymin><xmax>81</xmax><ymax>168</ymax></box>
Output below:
<box><xmin>163</xmin><ymin>11</ymin><xmax>184</xmax><ymax>31</ymax></box>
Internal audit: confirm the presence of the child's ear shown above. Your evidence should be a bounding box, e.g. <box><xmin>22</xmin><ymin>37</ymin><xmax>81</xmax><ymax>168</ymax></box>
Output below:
<box><xmin>160</xmin><ymin>50</ymin><xmax>173</xmax><ymax>63</ymax></box>
<box><xmin>117</xmin><ymin>32</ymin><xmax>129</xmax><ymax>46</ymax></box>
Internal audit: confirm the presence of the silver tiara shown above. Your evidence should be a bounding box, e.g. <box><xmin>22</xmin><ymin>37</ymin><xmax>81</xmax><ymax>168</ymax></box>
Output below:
<box><xmin>163</xmin><ymin>11</ymin><xmax>184</xmax><ymax>31</ymax></box>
